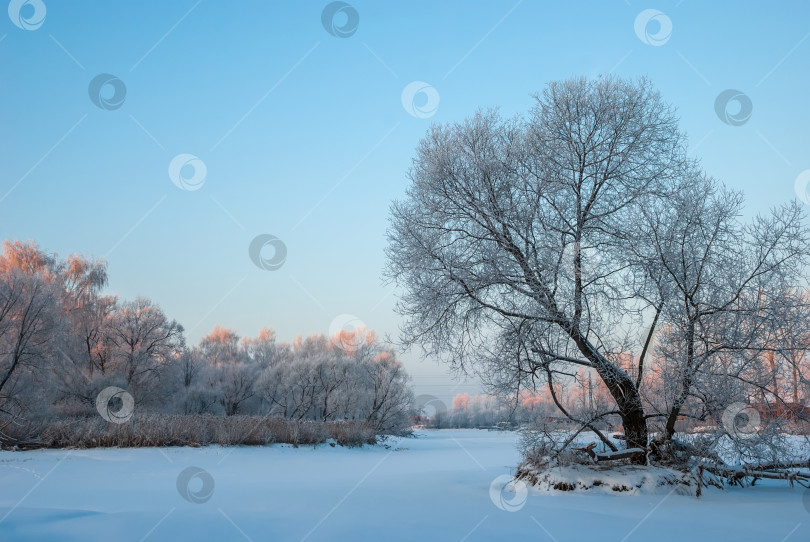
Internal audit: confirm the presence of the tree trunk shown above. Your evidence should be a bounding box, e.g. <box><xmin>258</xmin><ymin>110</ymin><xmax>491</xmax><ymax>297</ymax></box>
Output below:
<box><xmin>620</xmin><ymin>405</ymin><xmax>648</xmax><ymax>459</ymax></box>
<box><xmin>603</xmin><ymin>372</ymin><xmax>648</xmax><ymax>460</ymax></box>
<box><xmin>792</xmin><ymin>356</ymin><xmax>800</xmax><ymax>405</ymax></box>
<box><xmin>664</xmin><ymin>374</ymin><xmax>692</xmax><ymax>440</ymax></box>
<box><xmin>571</xmin><ymin>330</ymin><xmax>648</xmax><ymax>461</ymax></box>
<box><xmin>664</xmin><ymin>318</ymin><xmax>695</xmax><ymax>440</ymax></box>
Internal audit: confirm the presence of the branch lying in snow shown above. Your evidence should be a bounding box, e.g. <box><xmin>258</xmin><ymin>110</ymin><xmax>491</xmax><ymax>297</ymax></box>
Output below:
<box><xmin>745</xmin><ymin>459</ymin><xmax>810</xmax><ymax>471</ymax></box>
<box><xmin>575</xmin><ymin>442</ymin><xmax>645</xmax><ymax>463</ymax></box>
<box><xmin>597</xmin><ymin>448</ymin><xmax>646</xmax><ymax>461</ymax></box>
<box><xmin>689</xmin><ymin>455</ymin><xmax>810</xmax><ymax>489</ymax></box>
<box><xmin>702</xmin><ymin>464</ymin><xmax>810</xmax><ymax>488</ymax></box>
<box><xmin>653</xmin><ymin>440</ymin><xmax>810</xmax><ymax>491</ymax></box>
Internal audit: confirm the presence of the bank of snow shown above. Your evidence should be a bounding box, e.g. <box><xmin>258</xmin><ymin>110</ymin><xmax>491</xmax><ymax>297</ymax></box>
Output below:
<box><xmin>518</xmin><ymin>463</ymin><xmax>700</xmax><ymax>495</ymax></box>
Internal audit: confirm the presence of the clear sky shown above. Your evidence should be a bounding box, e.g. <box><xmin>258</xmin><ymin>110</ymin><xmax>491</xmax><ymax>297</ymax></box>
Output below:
<box><xmin>1</xmin><ymin>1</ymin><xmax>809</xmax><ymax>403</ymax></box>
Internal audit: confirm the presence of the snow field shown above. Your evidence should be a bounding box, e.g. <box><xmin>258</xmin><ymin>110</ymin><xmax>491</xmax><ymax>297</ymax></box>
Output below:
<box><xmin>0</xmin><ymin>430</ymin><xmax>808</xmax><ymax>541</ymax></box>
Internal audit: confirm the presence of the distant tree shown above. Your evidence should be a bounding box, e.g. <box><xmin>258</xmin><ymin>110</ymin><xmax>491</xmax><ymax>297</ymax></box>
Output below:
<box><xmin>108</xmin><ymin>297</ymin><xmax>185</xmax><ymax>398</ymax></box>
<box><xmin>199</xmin><ymin>325</ymin><xmax>242</xmax><ymax>366</ymax></box>
<box><xmin>361</xmin><ymin>349</ymin><xmax>413</xmax><ymax>432</ymax></box>
<box><xmin>0</xmin><ymin>270</ymin><xmax>60</xmax><ymax>424</ymax></box>
<box><xmin>254</xmin><ymin>332</ymin><xmax>413</xmax><ymax>433</ymax></box>
<box><xmin>242</xmin><ymin>327</ymin><xmax>283</xmax><ymax>367</ymax></box>
<box><xmin>0</xmin><ymin>241</ymin><xmax>62</xmax><ymax>429</ymax></box>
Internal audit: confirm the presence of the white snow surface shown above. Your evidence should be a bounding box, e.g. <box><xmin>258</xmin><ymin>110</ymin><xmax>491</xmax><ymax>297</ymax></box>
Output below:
<box><xmin>0</xmin><ymin>429</ymin><xmax>808</xmax><ymax>541</ymax></box>
<box><xmin>518</xmin><ymin>464</ymin><xmax>701</xmax><ymax>495</ymax></box>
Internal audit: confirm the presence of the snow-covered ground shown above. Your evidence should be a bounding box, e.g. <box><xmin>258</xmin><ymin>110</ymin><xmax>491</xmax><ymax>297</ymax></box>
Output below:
<box><xmin>1</xmin><ymin>429</ymin><xmax>808</xmax><ymax>541</ymax></box>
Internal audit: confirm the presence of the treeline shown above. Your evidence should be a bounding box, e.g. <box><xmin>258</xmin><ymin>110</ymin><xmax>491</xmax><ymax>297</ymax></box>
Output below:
<box><xmin>427</xmin><ymin>394</ymin><xmax>533</xmax><ymax>429</ymax></box>
<box><xmin>0</xmin><ymin>240</ymin><xmax>413</xmax><ymax>448</ymax></box>
<box><xmin>427</xmin><ymin>393</ymin><xmax>580</xmax><ymax>429</ymax></box>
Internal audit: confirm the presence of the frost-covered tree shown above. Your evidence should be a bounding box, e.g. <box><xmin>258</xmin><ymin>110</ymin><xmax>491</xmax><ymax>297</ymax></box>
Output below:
<box><xmin>387</xmin><ymin>77</ymin><xmax>688</xmax><ymax>454</ymax></box>
<box><xmin>386</xmin><ymin>76</ymin><xmax>810</xmax><ymax>462</ymax></box>
<box><xmin>107</xmin><ymin>297</ymin><xmax>185</xmax><ymax>399</ymax></box>
<box><xmin>0</xmin><ymin>239</ymin><xmax>416</xmax><ymax>445</ymax></box>
<box><xmin>242</xmin><ymin>327</ymin><xmax>285</xmax><ymax>367</ymax></box>
<box><xmin>633</xmin><ymin>173</ymin><xmax>809</xmax><ymax>447</ymax></box>
<box><xmin>0</xmin><ymin>268</ymin><xmax>61</xmax><ymax>427</ymax></box>
<box><xmin>254</xmin><ymin>331</ymin><xmax>413</xmax><ymax>433</ymax></box>
<box><xmin>0</xmin><ymin>242</ymin><xmax>66</xmax><ymax>432</ymax></box>
<box><xmin>199</xmin><ymin>325</ymin><xmax>242</xmax><ymax>366</ymax></box>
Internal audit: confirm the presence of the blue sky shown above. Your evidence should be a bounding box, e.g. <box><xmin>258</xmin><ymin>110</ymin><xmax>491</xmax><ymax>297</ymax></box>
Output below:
<box><xmin>1</xmin><ymin>0</ymin><xmax>809</xmax><ymax>401</ymax></box>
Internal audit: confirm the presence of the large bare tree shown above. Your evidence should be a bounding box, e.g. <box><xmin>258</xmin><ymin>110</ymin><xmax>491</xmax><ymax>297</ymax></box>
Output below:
<box><xmin>386</xmin><ymin>76</ymin><xmax>809</xmax><ymax>460</ymax></box>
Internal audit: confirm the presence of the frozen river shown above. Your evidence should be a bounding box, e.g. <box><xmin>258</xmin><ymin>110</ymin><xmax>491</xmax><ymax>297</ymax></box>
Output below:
<box><xmin>1</xmin><ymin>429</ymin><xmax>807</xmax><ymax>541</ymax></box>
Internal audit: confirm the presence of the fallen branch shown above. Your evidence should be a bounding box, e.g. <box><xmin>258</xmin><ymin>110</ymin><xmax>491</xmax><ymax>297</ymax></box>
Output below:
<box><xmin>744</xmin><ymin>459</ymin><xmax>810</xmax><ymax>471</ymax></box>
<box><xmin>575</xmin><ymin>442</ymin><xmax>646</xmax><ymax>463</ymax></box>
<box><xmin>701</xmin><ymin>462</ymin><xmax>810</xmax><ymax>488</ymax></box>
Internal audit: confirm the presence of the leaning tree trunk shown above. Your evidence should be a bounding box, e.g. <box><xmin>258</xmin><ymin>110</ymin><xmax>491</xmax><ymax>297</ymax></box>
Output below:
<box><xmin>571</xmin><ymin>330</ymin><xmax>649</xmax><ymax>461</ymax></box>
<box><xmin>597</xmin><ymin>364</ymin><xmax>648</xmax><ymax>460</ymax></box>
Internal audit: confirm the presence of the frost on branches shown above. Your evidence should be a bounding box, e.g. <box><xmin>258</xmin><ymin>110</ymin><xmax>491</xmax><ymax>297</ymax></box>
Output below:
<box><xmin>386</xmin><ymin>75</ymin><xmax>810</xmax><ymax>491</ymax></box>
